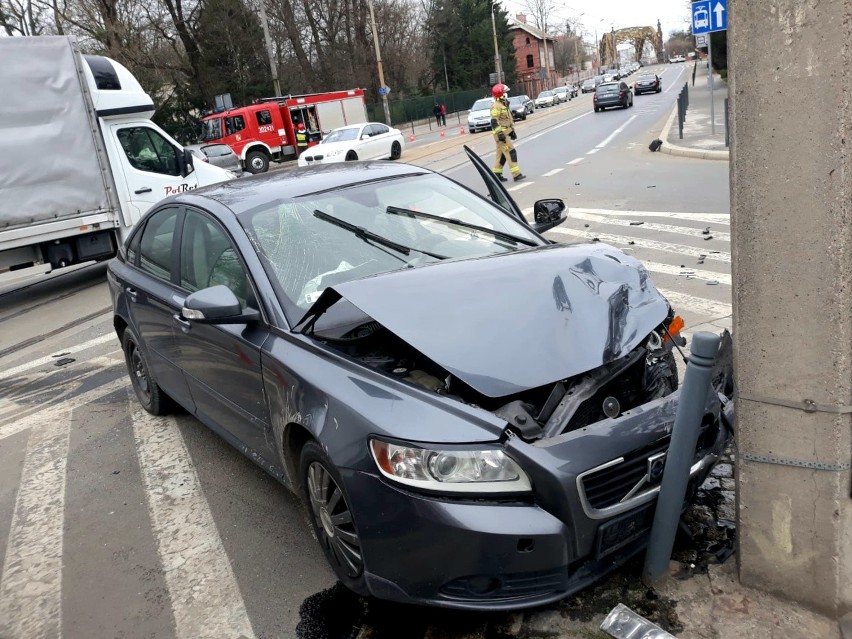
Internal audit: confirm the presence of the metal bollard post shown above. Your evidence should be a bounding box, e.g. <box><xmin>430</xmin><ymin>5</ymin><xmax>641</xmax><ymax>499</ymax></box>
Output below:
<box><xmin>642</xmin><ymin>331</ymin><xmax>721</xmax><ymax>587</ymax></box>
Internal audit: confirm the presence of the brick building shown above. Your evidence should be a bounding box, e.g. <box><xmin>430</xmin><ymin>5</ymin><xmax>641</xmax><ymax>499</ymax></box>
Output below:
<box><xmin>508</xmin><ymin>14</ymin><xmax>560</xmax><ymax>97</ymax></box>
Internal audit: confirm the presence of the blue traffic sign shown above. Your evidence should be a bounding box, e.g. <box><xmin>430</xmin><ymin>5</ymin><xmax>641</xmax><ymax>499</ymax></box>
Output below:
<box><xmin>692</xmin><ymin>0</ymin><xmax>727</xmax><ymax>34</ymax></box>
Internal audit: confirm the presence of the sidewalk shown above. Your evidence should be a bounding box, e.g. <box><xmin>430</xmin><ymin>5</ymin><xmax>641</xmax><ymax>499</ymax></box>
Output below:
<box><xmin>659</xmin><ymin>65</ymin><xmax>730</xmax><ymax>161</ymax></box>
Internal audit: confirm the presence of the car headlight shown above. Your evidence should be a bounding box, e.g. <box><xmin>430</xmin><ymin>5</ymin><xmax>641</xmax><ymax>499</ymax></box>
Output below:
<box><xmin>326</xmin><ymin>149</ymin><xmax>344</xmax><ymax>157</ymax></box>
<box><xmin>369</xmin><ymin>439</ymin><xmax>531</xmax><ymax>494</ymax></box>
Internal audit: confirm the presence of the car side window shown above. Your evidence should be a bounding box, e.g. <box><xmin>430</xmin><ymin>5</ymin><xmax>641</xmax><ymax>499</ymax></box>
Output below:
<box><xmin>180</xmin><ymin>210</ymin><xmax>250</xmax><ymax>306</ymax></box>
<box><xmin>225</xmin><ymin>115</ymin><xmax>246</xmax><ymax>136</ymax></box>
<box><xmin>117</xmin><ymin>127</ymin><xmax>180</xmax><ymax>176</ymax></box>
<box><xmin>371</xmin><ymin>124</ymin><xmax>389</xmax><ymax>136</ymax></box>
<box><xmin>126</xmin><ymin>221</ymin><xmax>145</xmax><ymax>266</ymax></box>
<box><xmin>138</xmin><ymin>208</ymin><xmax>179</xmax><ymax>281</ymax></box>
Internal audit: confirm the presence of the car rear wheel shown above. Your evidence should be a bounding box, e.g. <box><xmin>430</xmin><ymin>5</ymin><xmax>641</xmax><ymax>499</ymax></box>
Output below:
<box><xmin>300</xmin><ymin>440</ymin><xmax>365</xmax><ymax>590</ymax></box>
<box><xmin>390</xmin><ymin>141</ymin><xmax>401</xmax><ymax>160</ymax></box>
<box><xmin>122</xmin><ymin>328</ymin><xmax>170</xmax><ymax>415</ymax></box>
<box><xmin>345</xmin><ymin>150</ymin><xmax>358</xmax><ymax>161</ymax></box>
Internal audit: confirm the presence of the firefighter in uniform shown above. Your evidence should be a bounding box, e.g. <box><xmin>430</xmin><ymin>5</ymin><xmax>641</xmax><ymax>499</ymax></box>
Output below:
<box><xmin>490</xmin><ymin>84</ymin><xmax>526</xmax><ymax>182</ymax></box>
<box><xmin>295</xmin><ymin>122</ymin><xmax>309</xmax><ymax>156</ymax></box>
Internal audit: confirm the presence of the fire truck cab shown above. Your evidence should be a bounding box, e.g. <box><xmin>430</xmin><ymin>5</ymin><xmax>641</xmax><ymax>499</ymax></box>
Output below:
<box><xmin>200</xmin><ymin>89</ymin><xmax>367</xmax><ymax>174</ymax></box>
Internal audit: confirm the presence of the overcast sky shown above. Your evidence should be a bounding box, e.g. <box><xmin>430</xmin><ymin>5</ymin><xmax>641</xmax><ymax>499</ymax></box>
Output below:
<box><xmin>497</xmin><ymin>0</ymin><xmax>692</xmax><ymax>41</ymax></box>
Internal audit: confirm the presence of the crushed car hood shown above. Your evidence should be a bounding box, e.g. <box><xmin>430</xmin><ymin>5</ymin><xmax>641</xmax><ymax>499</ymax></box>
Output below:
<box><xmin>304</xmin><ymin>243</ymin><xmax>670</xmax><ymax>398</ymax></box>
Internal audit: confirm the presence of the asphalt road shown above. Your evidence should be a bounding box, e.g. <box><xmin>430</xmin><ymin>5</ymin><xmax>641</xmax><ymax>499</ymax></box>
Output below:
<box><xmin>0</xmin><ymin>62</ymin><xmax>732</xmax><ymax>639</ymax></box>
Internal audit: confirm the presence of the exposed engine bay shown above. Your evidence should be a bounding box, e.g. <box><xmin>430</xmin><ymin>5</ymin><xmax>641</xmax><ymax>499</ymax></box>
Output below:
<box><xmin>317</xmin><ymin>313</ymin><xmax>683</xmax><ymax>441</ymax></box>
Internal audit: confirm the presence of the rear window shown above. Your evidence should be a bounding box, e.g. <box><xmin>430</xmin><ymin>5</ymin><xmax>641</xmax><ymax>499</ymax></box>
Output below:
<box><xmin>637</xmin><ymin>75</ymin><xmax>657</xmax><ymax>82</ymax></box>
<box><xmin>471</xmin><ymin>99</ymin><xmax>492</xmax><ymax>111</ymax></box>
<box><xmin>596</xmin><ymin>84</ymin><xmax>619</xmax><ymax>94</ymax></box>
<box><xmin>201</xmin><ymin>144</ymin><xmax>234</xmax><ymax>157</ymax></box>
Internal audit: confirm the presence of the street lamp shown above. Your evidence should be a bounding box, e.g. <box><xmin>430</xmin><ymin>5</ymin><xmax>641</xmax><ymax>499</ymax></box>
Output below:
<box><xmin>366</xmin><ymin>0</ymin><xmax>392</xmax><ymax>125</ymax></box>
<box><xmin>490</xmin><ymin>0</ymin><xmax>503</xmax><ymax>84</ymax></box>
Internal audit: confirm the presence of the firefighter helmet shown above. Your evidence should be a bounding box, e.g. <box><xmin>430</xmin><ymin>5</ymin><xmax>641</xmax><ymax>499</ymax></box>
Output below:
<box><xmin>491</xmin><ymin>83</ymin><xmax>509</xmax><ymax>99</ymax></box>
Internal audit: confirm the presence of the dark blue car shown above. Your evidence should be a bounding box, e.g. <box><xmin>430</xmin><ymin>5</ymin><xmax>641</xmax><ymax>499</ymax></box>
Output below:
<box><xmin>108</xmin><ymin>148</ymin><xmax>731</xmax><ymax>610</ymax></box>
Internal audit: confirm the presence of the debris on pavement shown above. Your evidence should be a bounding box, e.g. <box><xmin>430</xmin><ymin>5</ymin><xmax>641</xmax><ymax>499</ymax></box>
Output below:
<box><xmin>703</xmin><ymin>236</ymin><xmax>713</xmax><ymax>241</ymax></box>
<box><xmin>630</xmin><ymin>221</ymin><xmax>644</xmax><ymax>226</ymax></box>
<box><xmin>54</xmin><ymin>357</ymin><xmax>75</xmax><ymax>367</ymax></box>
<box><xmin>628</xmin><ymin>241</ymin><xmax>636</xmax><ymax>245</ymax></box>
<box><xmin>585</xmin><ymin>223</ymin><xmax>590</xmax><ymax>227</ymax></box>
<box><xmin>649</xmin><ymin>138</ymin><xmax>663</xmax><ymax>152</ymax></box>
<box><xmin>600</xmin><ymin>603</ymin><xmax>676</xmax><ymax>639</ymax></box>
<box><xmin>702</xmin><ymin>227</ymin><xmax>711</xmax><ymax>235</ymax></box>
<box><xmin>707</xmin><ymin>280</ymin><xmax>719</xmax><ymax>285</ymax></box>
<box><xmin>647</xmin><ymin>185</ymin><xmax>656</xmax><ymax>188</ymax></box>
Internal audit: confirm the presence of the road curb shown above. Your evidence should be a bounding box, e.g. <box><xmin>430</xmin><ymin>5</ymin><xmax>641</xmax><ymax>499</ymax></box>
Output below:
<box><xmin>658</xmin><ymin>104</ymin><xmax>729</xmax><ymax>161</ymax></box>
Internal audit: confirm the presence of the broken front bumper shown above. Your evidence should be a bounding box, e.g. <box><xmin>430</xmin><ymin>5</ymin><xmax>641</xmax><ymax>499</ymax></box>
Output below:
<box><xmin>343</xmin><ymin>390</ymin><xmax>729</xmax><ymax>610</ymax></box>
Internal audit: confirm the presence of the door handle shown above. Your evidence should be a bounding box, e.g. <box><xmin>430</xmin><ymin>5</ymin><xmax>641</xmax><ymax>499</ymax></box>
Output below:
<box><xmin>134</xmin><ymin>187</ymin><xmax>152</xmax><ymax>194</ymax></box>
<box><xmin>173</xmin><ymin>314</ymin><xmax>192</xmax><ymax>332</ymax></box>
<box><xmin>125</xmin><ymin>286</ymin><xmax>137</xmax><ymax>303</ymax></box>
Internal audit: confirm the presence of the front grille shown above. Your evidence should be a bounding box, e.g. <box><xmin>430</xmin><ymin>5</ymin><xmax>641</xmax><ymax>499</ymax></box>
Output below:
<box><xmin>581</xmin><ymin>437</ymin><xmax>670</xmax><ymax>510</ymax></box>
<box><xmin>440</xmin><ymin>567</ymin><xmax>567</xmax><ymax>601</ymax></box>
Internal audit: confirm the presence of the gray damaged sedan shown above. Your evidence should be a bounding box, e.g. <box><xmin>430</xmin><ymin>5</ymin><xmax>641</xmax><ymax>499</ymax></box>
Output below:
<box><xmin>108</xmin><ymin>147</ymin><xmax>733</xmax><ymax>610</ymax></box>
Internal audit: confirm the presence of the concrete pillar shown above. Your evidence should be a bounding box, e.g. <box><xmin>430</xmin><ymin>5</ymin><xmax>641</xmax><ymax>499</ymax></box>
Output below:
<box><xmin>729</xmin><ymin>0</ymin><xmax>851</xmax><ymax>617</ymax></box>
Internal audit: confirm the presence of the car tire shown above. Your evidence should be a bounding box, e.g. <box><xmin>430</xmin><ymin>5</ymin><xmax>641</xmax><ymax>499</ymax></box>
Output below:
<box><xmin>522</xmin><ymin>113</ymin><xmax>527</xmax><ymax>120</ymax></box>
<box><xmin>345</xmin><ymin>150</ymin><xmax>358</xmax><ymax>161</ymax></box>
<box><xmin>300</xmin><ymin>440</ymin><xmax>365</xmax><ymax>591</ymax></box>
<box><xmin>468</xmin><ymin>128</ymin><xmax>474</xmax><ymax>134</ymax></box>
<box><xmin>594</xmin><ymin>106</ymin><xmax>600</xmax><ymax>112</ymax></box>
<box><xmin>122</xmin><ymin>327</ymin><xmax>170</xmax><ymax>415</ymax></box>
<box><xmin>390</xmin><ymin>141</ymin><xmax>401</xmax><ymax>160</ymax></box>
<box><xmin>657</xmin><ymin>87</ymin><xmax>662</xmax><ymax>93</ymax></box>
<box><xmin>244</xmin><ymin>150</ymin><xmax>269</xmax><ymax>174</ymax></box>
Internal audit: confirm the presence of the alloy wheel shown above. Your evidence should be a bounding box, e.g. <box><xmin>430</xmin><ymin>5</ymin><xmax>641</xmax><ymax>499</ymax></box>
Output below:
<box><xmin>129</xmin><ymin>343</ymin><xmax>151</xmax><ymax>402</ymax></box>
<box><xmin>306</xmin><ymin>461</ymin><xmax>363</xmax><ymax>577</ymax></box>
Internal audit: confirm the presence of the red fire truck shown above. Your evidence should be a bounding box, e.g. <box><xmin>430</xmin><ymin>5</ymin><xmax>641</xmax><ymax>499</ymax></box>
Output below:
<box><xmin>199</xmin><ymin>88</ymin><xmax>368</xmax><ymax>173</ymax></box>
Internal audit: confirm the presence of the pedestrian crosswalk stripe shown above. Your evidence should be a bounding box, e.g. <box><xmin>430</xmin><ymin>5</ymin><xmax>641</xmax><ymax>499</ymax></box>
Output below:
<box><xmin>569</xmin><ymin>211</ymin><xmax>732</xmax><ymax>242</ymax></box>
<box><xmin>550</xmin><ymin>228</ymin><xmax>731</xmax><ymax>262</ymax></box>
<box><xmin>657</xmin><ymin>288</ymin><xmax>733</xmax><ymax>318</ymax></box>
<box><xmin>0</xmin><ymin>332</ymin><xmax>115</xmax><ymax>381</ymax></box>
<box><xmin>0</xmin><ymin>375</ymin><xmax>126</xmax><ymax>443</ymax></box>
<box><xmin>572</xmin><ymin>208</ymin><xmax>729</xmax><ymax>224</ymax></box>
<box><xmin>642</xmin><ymin>260</ymin><xmax>732</xmax><ymax>285</ymax></box>
<box><xmin>131</xmin><ymin>398</ymin><xmax>256</xmax><ymax>639</ymax></box>
<box><xmin>542</xmin><ymin>168</ymin><xmax>564</xmax><ymax>177</ymax></box>
<box><xmin>0</xmin><ymin>417</ymin><xmax>70</xmax><ymax>638</ymax></box>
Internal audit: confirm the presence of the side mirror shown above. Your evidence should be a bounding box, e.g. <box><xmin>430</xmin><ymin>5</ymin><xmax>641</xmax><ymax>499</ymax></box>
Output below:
<box><xmin>361</xmin><ymin>134</ymin><xmax>370</xmax><ymax>140</ymax></box>
<box><xmin>531</xmin><ymin>199</ymin><xmax>567</xmax><ymax>234</ymax></box>
<box><xmin>178</xmin><ymin>148</ymin><xmax>195</xmax><ymax>178</ymax></box>
<box><xmin>182</xmin><ymin>285</ymin><xmax>260</xmax><ymax>324</ymax></box>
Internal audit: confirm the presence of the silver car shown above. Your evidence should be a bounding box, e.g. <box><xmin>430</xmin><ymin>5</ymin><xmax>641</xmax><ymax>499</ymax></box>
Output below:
<box><xmin>186</xmin><ymin>143</ymin><xmax>242</xmax><ymax>175</ymax></box>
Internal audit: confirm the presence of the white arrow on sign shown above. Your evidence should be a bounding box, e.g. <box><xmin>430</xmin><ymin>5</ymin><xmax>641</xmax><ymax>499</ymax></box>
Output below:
<box><xmin>713</xmin><ymin>1</ymin><xmax>725</xmax><ymax>27</ymax></box>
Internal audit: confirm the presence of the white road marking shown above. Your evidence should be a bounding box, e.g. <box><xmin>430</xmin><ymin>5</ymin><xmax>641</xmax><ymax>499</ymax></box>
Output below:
<box><xmin>521</xmin><ymin>111</ymin><xmax>592</xmax><ymax>144</ymax></box>
<box><xmin>657</xmin><ymin>288</ymin><xmax>733</xmax><ymax>318</ymax></box>
<box><xmin>550</xmin><ymin>227</ymin><xmax>731</xmax><ymax>262</ymax></box>
<box><xmin>542</xmin><ymin>168</ymin><xmax>564</xmax><ymax>177</ymax></box>
<box><xmin>586</xmin><ymin>148</ymin><xmax>600</xmax><ymax>155</ymax></box>
<box><xmin>0</xmin><ymin>417</ymin><xmax>70</xmax><ymax>638</ymax></box>
<box><xmin>0</xmin><ymin>332</ymin><xmax>116</xmax><ymax>381</ymax></box>
<box><xmin>567</xmin><ymin>158</ymin><xmax>584</xmax><ymax>165</ymax></box>
<box><xmin>131</xmin><ymin>398</ymin><xmax>256</xmax><ymax>639</ymax></box>
<box><xmin>643</xmin><ymin>261</ymin><xmax>732</xmax><ymax>286</ymax></box>
<box><xmin>568</xmin><ymin>211</ymin><xmax>732</xmax><ymax>242</ymax></box>
<box><xmin>595</xmin><ymin>114</ymin><xmax>638</xmax><ymax>149</ymax></box>
<box><xmin>508</xmin><ymin>182</ymin><xmax>532</xmax><ymax>191</ymax></box>
<box><xmin>571</xmin><ymin>208</ymin><xmax>729</xmax><ymax>225</ymax></box>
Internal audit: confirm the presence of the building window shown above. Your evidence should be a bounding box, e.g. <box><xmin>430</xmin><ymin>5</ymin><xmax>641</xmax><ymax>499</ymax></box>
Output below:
<box><xmin>526</xmin><ymin>37</ymin><xmax>530</xmax><ymax>45</ymax></box>
<box><xmin>526</xmin><ymin>54</ymin><xmax>534</xmax><ymax>68</ymax></box>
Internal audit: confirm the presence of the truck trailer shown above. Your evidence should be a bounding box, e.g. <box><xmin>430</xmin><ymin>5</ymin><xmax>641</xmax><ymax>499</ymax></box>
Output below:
<box><xmin>0</xmin><ymin>36</ymin><xmax>234</xmax><ymax>285</ymax></box>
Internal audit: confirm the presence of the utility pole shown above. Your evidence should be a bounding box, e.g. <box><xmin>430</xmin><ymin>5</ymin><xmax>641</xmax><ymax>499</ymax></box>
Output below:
<box><xmin>367</xmin><ymin>0</ymin><xmax>392</xmax><ymax>125</ymax></box>
<box><xmin>257</xmin><ymin>0</ymin><xmax>281</xmax><ymax>97</ymax></box>
<box><xmin>490</xmin><ymin>1</ymin><xmax>503</xmax><ymax>84</ymax></box>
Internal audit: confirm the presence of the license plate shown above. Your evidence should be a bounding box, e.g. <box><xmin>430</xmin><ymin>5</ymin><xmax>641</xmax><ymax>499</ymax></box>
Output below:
<box><xmin>595</xmin><ymin>503</ymin><xmax>655</xmax><ymax>558</ymax></box>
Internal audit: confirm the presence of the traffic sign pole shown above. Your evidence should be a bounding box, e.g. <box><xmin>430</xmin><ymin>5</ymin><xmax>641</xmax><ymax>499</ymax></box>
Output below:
<box><xmin>709</xmin><ymin>35</ymin><xmax>715</xmax><ymax>135</ymax></box>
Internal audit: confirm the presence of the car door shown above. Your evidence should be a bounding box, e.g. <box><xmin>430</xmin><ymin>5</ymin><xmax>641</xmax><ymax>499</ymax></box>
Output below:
<box><xmin>119</xmin><ymin>206</ymin><xmax>196</xmax><ymax>411</ymax></box>
<box><xmin>368</xmin><ymin>123</ymin><xmax>393</xmax><ymax>159</ymax></box>
<box><xmin>462</xmin><ymin>145</ymin><xmax>526</xmax><ymax>224</ymax></box>
<box><xmin>172</xmin><ymin>207</ymin><xmax>271</xmax><ymax>455</ymax></box>
<box><xmin>110</xmin><ymin>123</ymin><xmax>198</xmax><ymax>214</ymax></box>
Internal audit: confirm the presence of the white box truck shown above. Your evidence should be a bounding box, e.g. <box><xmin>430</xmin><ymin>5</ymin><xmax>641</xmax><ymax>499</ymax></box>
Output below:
<box><xmin>0</xmin><ymin>36</ymin><xmax>234</xmax><ymax>284</ymax></box>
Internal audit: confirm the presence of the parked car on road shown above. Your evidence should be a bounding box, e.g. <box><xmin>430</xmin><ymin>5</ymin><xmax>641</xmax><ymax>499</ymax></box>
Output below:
<box><xmin>109</xmin><ymin>144</ymin><xmax>732</xmax><ymax>611</ymax></box>
<box><xmin>467</xmin><ymin>97</ymin><xmax>494</xmax><ymax>133</ymax></box>
<box><xmin>534</xmin><ymin>90</ymin><xmax>556</xmax><ymax>108</ymax></box>
<box><xmin>552</xmin><ymin>86</ymin><xmax>569</xmax><ymax>103</ymax></box>
<box><xmin>185</xmin><ymin>143</ymin><xmax>242</xmax><ymax>175</ymax></box>
<box><xmin>508</xmin><ymin>94</ymin><xmax>534</xmax><ymax>120</ymax></box>
<box><xmin>581</xmin><ymin>79</ymin><xmax>597</xmax><ymax>93</ymax></box>
<box><xmin>297</xmin><ymin>122</ymin><xmax>403</xmax><ymax>166</ymax></box>
<box><xmin>634</xmin><ymin>73</ymin><xmax>662</xmax><ymax>95</ymax></box>
<box><xmin>594</xmin><ymin>81</ymin><xmax>634</xmax><ymax>111</ymax></box>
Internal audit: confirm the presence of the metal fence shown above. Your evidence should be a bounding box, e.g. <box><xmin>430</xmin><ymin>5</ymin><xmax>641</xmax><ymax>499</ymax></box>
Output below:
<box><xmin>366</xmin><ymin>88</ymin><xmax>489</xmax><ymax>127</ymax></box>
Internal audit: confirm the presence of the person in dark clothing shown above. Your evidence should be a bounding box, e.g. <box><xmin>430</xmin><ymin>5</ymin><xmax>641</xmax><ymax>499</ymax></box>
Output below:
<box><xmin>433</xmin><ymin>102</ymin><xmax>443</xmax><ymax>126</ymax></box>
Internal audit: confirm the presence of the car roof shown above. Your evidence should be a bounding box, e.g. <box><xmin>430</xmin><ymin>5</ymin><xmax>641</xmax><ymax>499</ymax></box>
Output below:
<box><xmin>172</xmin><ymin>162</ymin><xmax>432</xmax><ymax>214</ymax></box>
<box><xmin>597</xmin><ymin>82</ymin><xmax>619</xmax><ymax>87</ymax></box>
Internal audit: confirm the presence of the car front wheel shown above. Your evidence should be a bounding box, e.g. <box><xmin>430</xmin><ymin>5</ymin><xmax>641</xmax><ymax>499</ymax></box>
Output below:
<box><xmin>390</xmin><ymin>141</ymin><xmax>401</xmax><ymax>160</ymax></box>
<box><xmin>345</xmin><ymin>150</ymin><xmax>358</xmax><ymax>161</ymax></box>
<box><xmin>300</xmin><ymin>440</ymin><xmax>365</xmax><ymax>590</ymax></box>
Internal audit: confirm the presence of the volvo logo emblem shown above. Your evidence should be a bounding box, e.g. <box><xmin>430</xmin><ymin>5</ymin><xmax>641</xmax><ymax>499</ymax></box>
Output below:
<box><xmin>648</xmin><ymin>452</ymin><xmax>667</xmax><ymax>482</ymax></box>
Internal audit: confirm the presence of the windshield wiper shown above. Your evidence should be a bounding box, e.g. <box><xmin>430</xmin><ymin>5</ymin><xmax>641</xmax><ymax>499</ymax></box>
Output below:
<box><xmin>313</xmin><ymin>210</ymin><xmax>447</xmax><ymax>260</ymax></box>
<box><xmin>385</xmin><ymin>205</ymin><xmax>538</xmax><ymax>247</ymax></box>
